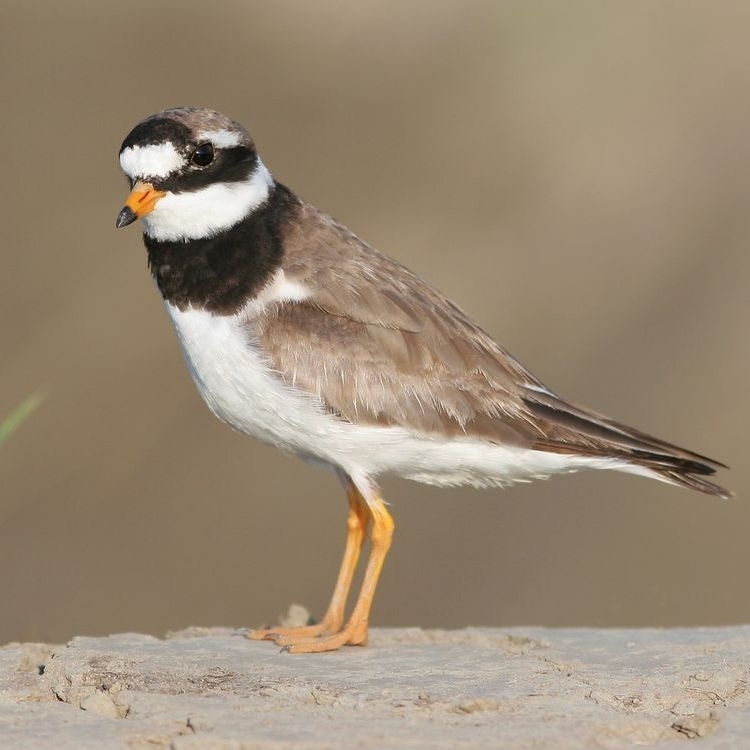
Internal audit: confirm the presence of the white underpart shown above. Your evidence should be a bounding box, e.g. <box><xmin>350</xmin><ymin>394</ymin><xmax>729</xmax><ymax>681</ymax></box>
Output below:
<box><xmin>197</xmin><ymin>128</ymin><xmax>243</xmax><ymax>148</ymax></box>
<box><xmin>242</xmin><ymin>267</ymin><xmax>311</xmax><ymax>317</ymax></box>
<box><xmin>120</xmin><ymin>142</ymin><xmax>185</xmax><ymax>180</ymax></box>
<box><xmin>164</xmin><ymin>286</ymin><xmax>644</xmax><ymax>507</ymax></box>
<box><xmin>142</xmin><ymin>160</ymin><xmax>274</xmax><ymax>242</ymax></box>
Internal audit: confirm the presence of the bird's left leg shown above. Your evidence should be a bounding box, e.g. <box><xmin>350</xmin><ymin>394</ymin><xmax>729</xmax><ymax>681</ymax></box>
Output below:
<box><xmin>247</xmin><ymin>474</ymin><xmax>369</xmax><ymax>642</ymax></box>
<box><xmin>278</xmin><ymin>488</ymin><xmax>394</xmax><ymax>653</ymax></box>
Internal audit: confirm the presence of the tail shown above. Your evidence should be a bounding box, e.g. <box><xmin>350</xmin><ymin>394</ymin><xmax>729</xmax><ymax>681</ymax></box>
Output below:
<box><xmin>522</xmin><ymin>388</ymin><xmax>732</xmax><ymax>500</ymax></box>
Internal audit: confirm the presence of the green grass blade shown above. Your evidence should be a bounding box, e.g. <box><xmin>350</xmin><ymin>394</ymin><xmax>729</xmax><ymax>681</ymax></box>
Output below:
<box><xmin>0</xmin><ymin>390</ymin><xmax>48</xmax><ymax>445</ymax></box>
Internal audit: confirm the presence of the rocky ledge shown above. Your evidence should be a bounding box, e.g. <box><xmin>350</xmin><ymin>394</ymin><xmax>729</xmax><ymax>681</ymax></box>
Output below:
<box><xmin>2</xmin><ymin>626</ymin><xmax>749</xmax><ymax>748</ymax></box>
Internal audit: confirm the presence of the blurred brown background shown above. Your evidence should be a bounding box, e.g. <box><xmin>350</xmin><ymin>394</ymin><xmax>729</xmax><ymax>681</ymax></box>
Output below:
<box><xmin>0</xmin><ymin>1</ymin><xmax>747</xmax><ymax>645</ymax></box>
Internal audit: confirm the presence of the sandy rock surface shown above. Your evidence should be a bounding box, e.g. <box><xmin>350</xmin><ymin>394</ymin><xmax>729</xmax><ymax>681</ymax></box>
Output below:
<box><xmin>1</xmin><ymin>626</ymin><xmax>749</xmax><ymax>749</ymax></box>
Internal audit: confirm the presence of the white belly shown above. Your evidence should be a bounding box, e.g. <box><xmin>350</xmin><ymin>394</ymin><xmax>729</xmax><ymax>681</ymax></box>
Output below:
<box><xmin>166</xmin><ymin>302</ymin><xmax>344</xmax><ymax>461</ymax></box>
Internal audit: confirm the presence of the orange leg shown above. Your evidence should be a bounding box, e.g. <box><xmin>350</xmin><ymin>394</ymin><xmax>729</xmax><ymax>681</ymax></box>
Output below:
<box><xmin>247</xmin><ymin>476</ymin><xmax>370</xmax><ymax>642</ymax></box>
<box><xmin>278</xmin><ymin>491</ymin><xmax>394</xmax><ymax>654</ymax></box>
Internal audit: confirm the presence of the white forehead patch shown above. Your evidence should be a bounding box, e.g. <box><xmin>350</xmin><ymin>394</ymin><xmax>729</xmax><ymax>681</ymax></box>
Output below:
<box><xmin>197</xmin><ymin>129</ymin><xmax>243</xmax><ymax>148</ymax></box>
<box><xmin>119</xmin><ymin>142</ymin><xmax>185</xmax><ymax>180</ymax></box>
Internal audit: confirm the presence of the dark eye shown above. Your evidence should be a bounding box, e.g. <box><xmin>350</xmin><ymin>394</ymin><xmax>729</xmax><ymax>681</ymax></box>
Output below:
<box><xmin>191</xmin><ymin>142</ymin><xmax>214</xmax><ymax>167</ymax></box>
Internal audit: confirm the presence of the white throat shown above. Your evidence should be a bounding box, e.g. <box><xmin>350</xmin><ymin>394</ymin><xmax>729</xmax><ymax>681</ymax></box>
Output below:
<box><xmin>143</xmin><ymin>160</ymin><xmax>274</xmax><ymax>242</ymax></box>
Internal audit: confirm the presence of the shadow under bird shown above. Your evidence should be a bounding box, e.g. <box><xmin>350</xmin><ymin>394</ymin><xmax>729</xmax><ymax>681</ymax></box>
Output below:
<box><xmin>116</xmin><ymin>107</ymin><xmax>731</xmax><ymax>653</ymax></box>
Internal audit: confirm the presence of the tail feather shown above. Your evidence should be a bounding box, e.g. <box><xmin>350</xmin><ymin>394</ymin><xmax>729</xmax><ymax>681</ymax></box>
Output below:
<box><xmin>522</xmin><ymin>390</ymin><xmax>732</xmax><ymax>500</ymax></box>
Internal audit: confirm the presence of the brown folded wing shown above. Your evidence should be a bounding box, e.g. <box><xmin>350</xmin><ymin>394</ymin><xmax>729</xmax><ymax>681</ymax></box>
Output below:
<box><xmin>247</xmin><ymin>198</ymin><xmax>729</xmax><ymax>497</ymax></box>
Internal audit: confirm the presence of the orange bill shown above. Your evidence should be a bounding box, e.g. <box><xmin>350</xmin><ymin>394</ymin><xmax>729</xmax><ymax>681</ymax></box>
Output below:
<box><xmin>116</xmin><ymin>182</ymin><xmax>166</xmax><ymax>228</ymax></box>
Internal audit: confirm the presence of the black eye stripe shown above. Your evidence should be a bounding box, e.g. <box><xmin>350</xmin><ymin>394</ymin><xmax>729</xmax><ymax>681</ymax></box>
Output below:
<box><xmin>150</xmin><ymin>147</ymin><xmax>259</xmax><ymax>193</ymax></box>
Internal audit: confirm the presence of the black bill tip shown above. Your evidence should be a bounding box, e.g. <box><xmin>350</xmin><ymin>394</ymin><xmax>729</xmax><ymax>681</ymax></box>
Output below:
<box><xmin>116</xmin><ymin>206</ymin><xmax>138</xmax><ymax>229</ymax></box>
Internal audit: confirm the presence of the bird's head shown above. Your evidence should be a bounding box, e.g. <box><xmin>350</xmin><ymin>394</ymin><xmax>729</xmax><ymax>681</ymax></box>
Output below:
<box><xmin>116</xmin><ymin>107</ymin><xmax>273</xmax><ymax>242</ymax></box>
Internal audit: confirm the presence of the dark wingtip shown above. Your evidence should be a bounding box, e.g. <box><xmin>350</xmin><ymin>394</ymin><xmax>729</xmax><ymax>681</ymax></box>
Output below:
<box><xmin>521</xmin><ymin>390</ymin><xmax>733</xmax><ymax>499</ymax></box>
<box><xmin>116</xmin><ymin>206</ymin><xmax>137</xmax><ymax>229</ymax></box>
<box><xmin>658</xmin><ymin>469</ymin><xmax>733</xmax><ymax>500</ymax></box>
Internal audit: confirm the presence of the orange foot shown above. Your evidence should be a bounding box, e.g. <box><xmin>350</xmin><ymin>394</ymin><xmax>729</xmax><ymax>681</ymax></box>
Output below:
<box><xmin>278</xmin><ymin>621</ymin><xmax>369</xmax><ymax>654</ymax></box>
<box><xmin>247</xmin><ymin>621</ymin><xmax>332</xmax><ymax>642</ymax></box>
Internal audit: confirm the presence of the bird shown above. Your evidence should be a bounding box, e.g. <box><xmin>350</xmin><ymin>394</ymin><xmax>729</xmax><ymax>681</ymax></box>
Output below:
<box><xmin>116</xmin><ymin>107</ymin><xmax>730</xmax><ymax>654</ymax></box>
